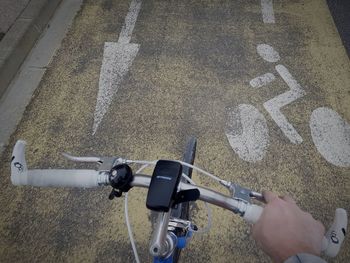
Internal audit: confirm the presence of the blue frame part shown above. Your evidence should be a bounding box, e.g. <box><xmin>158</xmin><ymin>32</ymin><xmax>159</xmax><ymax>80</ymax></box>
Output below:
<box><xmin>153</xmin><ymin>231</ymin><xmax>193</xmax><ymax>263</ymax></box>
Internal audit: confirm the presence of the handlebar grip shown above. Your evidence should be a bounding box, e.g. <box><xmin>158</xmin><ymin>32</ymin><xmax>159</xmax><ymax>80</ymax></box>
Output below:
<box><xmin>243</xmin><ymin>204</ymin><xmax>347</xmax><ymax>258</ymax></box>
<box><xmin>243</xmin><ymin>204</ymin><xmax>263</xmax><ymax>224</ymax></box>
<box><xmin>11</xmin><ymin>140</ymin><xmax>104</xmax><ymax>188</ymax></box>
<box><xmin>321</xmin><ymin>208</ymin><xmax>347</xmax><ymax>257</ymax></box>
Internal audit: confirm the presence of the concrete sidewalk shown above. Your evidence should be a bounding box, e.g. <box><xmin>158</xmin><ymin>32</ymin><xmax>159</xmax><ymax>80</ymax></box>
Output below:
<box><xmin>0</xmin><ymin>0</ymin><xmax>30</xmax><ymax>40</ymax></box>
<box><xmin>0</xmin><ymin>0</ymin><xmax>82</xmax><ymax>153</ymax></box>
<box><xmin>0</xmin><ymin>0</ymin><xmax>62</xmax><ymax>99</ymax></box>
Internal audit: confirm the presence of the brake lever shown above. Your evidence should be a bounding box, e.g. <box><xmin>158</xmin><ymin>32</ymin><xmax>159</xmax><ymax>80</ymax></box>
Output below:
<box><xmin>250</xmin><ymin>190</ymin><xmax>265</xmax><ymax>203</ymax></box>
<box><xmin>220</xmin><ymin>181</ymin><xmax>265</xmax><ymax>203</ymax></box>
<box><xmin>62</xmin><ymin>153</ymin><xmax>124</xmax><ymax>171</ymax></box>
<box><xmin>62</xmin><ymin>152</ymin><xmax>102</xmax><ymax>163</ymax></box>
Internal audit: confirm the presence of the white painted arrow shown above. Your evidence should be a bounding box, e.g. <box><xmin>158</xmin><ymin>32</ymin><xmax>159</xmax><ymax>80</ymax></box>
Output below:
<box><xmin>93</xmin><ymin>0</ymin><xmax>142</xmax><ymax>135</ymax></box>
<box><xmin>260</xmin><ymin>0</ymin><xmax>275</xmax><ymax>24</ymax></box>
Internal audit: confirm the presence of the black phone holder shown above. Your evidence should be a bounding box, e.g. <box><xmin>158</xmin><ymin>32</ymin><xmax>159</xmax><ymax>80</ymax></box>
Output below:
<box><xmin>146</xmin><ymin>160</ymin><xmax>199</xmax><ymax>212</ymax></box>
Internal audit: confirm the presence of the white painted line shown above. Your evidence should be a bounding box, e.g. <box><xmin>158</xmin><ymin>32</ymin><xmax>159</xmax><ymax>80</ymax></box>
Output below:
<box><xmin>0</xmin><ymin>0</ymin><xmax>82</xmax><ymax>154</ymax></box>
<box><xmin>93</xmin><ymin>0</ymin><xmax>142</xmax><ymax>135</ymax></box>
<box><xmin>118</xmin><ymin>0</ymin><xmax>142</xmax><ymax>44</ymax></box>
<box><xmin>257</xmin><ymin>44</ymin><xmax>280</xmax><ymax>62</ymax></box>
<box><xmin>0</xmin><ymin>68</ymin><xmax>45</xmax><ymax>153</ymax></box>
<box><xmin>260</xmin><ymin>0</ymin><xmax>275</xmax><ymax>24</ymax></box>
<box><xmin>225</xmin><ymin>104</ymin><xmax>269</xmax><ymax>163</ymax></box>
<box><xmin>263</xmin><ymin>65</ymin><xmax>305</xmax><ymax>144</ymax></box>
<box><xmin>249</xmin><ymin>72</ymin><xmax>276</xmax><ymax>88</ymax></box>
<box><xmin>310</xmin><ymin>107</ymin><xmax>350</xmax><ymax>167</ymax></box>
<box><xmin>93</xmin><ymin>42</ymin><xmax>139</xmax><ymax>134</ymax></box>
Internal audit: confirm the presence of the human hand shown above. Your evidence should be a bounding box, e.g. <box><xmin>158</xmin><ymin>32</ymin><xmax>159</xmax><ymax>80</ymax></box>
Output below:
<box><xmin>252</xmin><ymin>191</ymin><xmax>325</xmax><ymax>263</ymax></box>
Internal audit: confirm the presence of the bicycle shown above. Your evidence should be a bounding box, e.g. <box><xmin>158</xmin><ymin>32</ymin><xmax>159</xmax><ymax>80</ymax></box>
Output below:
<box><xmin>10</xmin><ymin>138</ymin><xmax>347</xmax><ymax>262</ymax></box>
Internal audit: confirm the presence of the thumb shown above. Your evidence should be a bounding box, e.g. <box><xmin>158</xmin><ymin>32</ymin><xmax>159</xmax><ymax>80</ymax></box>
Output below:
<box><xmin>263</xmin><ymin>191</ymin><xmax>278</xmax><ymax>203</ymax></box>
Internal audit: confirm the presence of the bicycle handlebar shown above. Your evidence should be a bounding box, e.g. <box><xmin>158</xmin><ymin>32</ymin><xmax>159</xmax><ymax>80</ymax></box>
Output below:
<box><xmin>11</xmin><ymin>140</ymin><xmax>109</xmax><ymax>187</ymax></box>
<box><xmin>10</xmin><ymin>140</ymin><xmax>347</xmax><ymax>258</ymax></box>
<box><xmin>11</xmin><ymin>141</ymin><xmax>252</xmax><ymax>215</ymax></box>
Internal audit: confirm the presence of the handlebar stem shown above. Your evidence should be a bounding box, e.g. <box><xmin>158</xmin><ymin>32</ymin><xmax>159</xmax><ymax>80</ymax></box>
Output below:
<box><xmin>149</xmin><ymin>212</ymin><xmax>171</xmax><ymax>257</ymax></box>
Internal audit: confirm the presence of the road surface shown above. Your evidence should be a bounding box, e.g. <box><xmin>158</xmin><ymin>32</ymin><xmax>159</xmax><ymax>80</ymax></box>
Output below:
<box><xmin>0</xmin><ymin>0</ymin><xmax>349</xmax><ymax>262</ymax></box>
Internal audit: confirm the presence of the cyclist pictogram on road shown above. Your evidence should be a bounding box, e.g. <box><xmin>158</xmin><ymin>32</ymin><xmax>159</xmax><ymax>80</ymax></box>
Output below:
<box><xmin>253</xmin><ymin>44</ymin><xmax>306</xmax><ymax>144</ymax></box>
<box><xmin>226</xmin><ymin>44</ymin><xmax>350</xmax><ymax>167</ymax></box>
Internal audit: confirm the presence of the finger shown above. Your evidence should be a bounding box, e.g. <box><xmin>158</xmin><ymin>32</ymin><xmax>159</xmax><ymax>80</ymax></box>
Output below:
<box><xmin>262</xmin><ymin>191</ymin><xmax>278</xmax><ymax>203</ymax></box>
<box><xmin>280</xmin><ymin>195</ymin><xmax>296</xmax><ymax>204</ymax></box>
<box><xmin>316</xmin><ymin>220</ymin><xmax>326</xmax><ymax>235</ymax></box>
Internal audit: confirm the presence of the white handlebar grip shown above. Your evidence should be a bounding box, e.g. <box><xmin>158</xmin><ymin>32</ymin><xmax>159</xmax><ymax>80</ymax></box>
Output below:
<box><xmin>322</xmin><ymin>208</ymin><xmax>347</xmax><ymax>257</ymax></box>
<box><xmin>11</xmin><ymin>140</ymin><xmax>29</xmax><ymax>185</ymax></box>
<box><xmin>243</xmin><ymin>204</ymin><xmax>263</xmax><ymax>224</ymax></box>
<box><xmin>11</xmin><ymin>140</ymin><xmax>104</xmax><ymax>188</ymax></box>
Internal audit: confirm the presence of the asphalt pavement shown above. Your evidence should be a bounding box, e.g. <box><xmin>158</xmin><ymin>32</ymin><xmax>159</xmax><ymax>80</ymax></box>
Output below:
<box><xmin>0</xmin><ymin>0</ymin><xmax>349</xmax><ymax>262</ymax></box>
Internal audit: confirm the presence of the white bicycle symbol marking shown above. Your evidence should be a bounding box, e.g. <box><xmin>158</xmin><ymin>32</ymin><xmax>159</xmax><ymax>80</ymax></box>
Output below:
<box><xmin>225</xmin><ymin>44</ymin><xmax>350</xmax><ymax>167</ymax></box>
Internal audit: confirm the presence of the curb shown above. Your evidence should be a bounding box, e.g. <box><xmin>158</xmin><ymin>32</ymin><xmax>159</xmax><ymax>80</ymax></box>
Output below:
<box><xmin>0</xmin><ymin>0</ymin><xmax>63</xmax><ymax>99</ymax></box>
